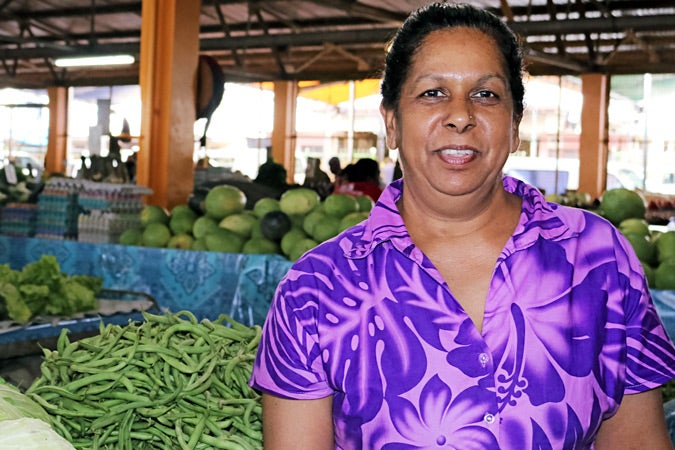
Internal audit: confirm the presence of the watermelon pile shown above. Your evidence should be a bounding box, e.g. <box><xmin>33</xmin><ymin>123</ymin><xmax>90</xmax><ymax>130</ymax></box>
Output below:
<box><xmin>116</xmin><ymin>185</ymin><xmax>373</xmax><ymax>261</ymax></box>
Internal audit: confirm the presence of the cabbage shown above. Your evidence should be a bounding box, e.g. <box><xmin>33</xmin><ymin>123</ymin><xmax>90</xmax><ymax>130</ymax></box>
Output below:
<box><xmin>0</xmin><ymin>379</ymin><xmax>51</xmax><ymax>423</ymax></box>
<box><xmin>0</xmin><ymin>418</ymin><xmax>75</xmax><ymax>449</ymax></box>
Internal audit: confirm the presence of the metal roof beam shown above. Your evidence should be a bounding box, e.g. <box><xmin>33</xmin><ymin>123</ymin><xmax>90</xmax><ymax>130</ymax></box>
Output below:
<box><xmin>304</xmin><ymin>0</ymin><xmax>406</xmax><ymax>24</ymax></box>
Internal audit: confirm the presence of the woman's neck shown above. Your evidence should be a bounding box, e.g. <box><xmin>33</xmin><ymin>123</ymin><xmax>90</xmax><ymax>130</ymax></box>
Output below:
<box><xmin>398</xmin><ymin>178</ymin><xmax>521</xmax><ymax>240</ymax></box>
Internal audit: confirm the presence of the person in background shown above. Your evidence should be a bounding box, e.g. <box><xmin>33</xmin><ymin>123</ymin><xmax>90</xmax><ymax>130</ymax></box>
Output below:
<box><xmin>328</xmin><ymin>156</ymin><xmax>342</xmax><ymax>180</ymax></box>
<box><xmin>251</xmin><ymin>3</ymin><xmax>675</xmax><ymax>449</ymax></box>
<box><xmin>303</xmin><ymin>156</ymin><xmax>332</xmax><ymax>199</ymax></box>
<box><xmin>254</xmin><ymin>156</ymin><xmax>288</xmax><ymax>191</ymax></box>
<box><xmin>333</xmin><ymin>157</ymin><xmax>383</xmax><ymax>201</ymax></box>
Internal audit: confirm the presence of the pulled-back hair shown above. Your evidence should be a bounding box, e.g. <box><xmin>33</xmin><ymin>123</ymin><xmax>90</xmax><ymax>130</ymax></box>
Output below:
<box><xmin>380</xmin><ymin>3</ymin><xmax>525</xmax><ymax>119</ymax></box>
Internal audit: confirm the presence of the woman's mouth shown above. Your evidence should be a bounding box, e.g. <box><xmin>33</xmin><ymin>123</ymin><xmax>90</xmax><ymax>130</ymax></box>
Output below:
<box><xmin>440</xmin><ymin>148</ymin><xmax>475</xmax><ymax>157</ymax></box>
<box><xmin>437</xmin><ymin>147</ymin><xmax>478</xmax><ymax>165</ymax></box>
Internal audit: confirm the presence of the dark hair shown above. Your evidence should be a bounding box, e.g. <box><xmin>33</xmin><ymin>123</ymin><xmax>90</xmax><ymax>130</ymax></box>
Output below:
<box><xmin>380</xmin><ymin>3</ymin><xmax>525</xmax><ymax>119</ymax></box>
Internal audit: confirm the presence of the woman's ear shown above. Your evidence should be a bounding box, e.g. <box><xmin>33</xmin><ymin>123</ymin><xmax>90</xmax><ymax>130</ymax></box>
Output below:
<box><xmin>511</xmin><ymin>117</ymin><xmax>522</xmax><ymax>153</ymax></box>
<box><xmin>380</xmin><ymin>102</ymin><xmax>399</xmax><ymax>150</ymax></box>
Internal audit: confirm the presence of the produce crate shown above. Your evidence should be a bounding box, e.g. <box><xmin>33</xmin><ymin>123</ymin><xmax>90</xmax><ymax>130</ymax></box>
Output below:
<box><xmin>0</xmin><ymin>202</ymin><xmax>37</xmax><ymax>237</ymax></box>
<box><xmin>0</xmin><ymin>289</ymin><xmax>161</xmax><ymax>358</ymax></box>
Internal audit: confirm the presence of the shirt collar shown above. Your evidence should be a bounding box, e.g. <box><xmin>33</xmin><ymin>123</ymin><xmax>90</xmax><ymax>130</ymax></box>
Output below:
<box><xmin>344</xmin><ymin>175</ymin><xmax>578</xmax><ymax>259</ymax></box>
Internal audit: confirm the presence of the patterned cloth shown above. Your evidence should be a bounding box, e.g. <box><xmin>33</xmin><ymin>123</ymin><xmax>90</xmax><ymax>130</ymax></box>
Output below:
<box><xmin>250</xmin><ymin>176</ymin><xmax>675</xmax><ymax>449</ymax></box>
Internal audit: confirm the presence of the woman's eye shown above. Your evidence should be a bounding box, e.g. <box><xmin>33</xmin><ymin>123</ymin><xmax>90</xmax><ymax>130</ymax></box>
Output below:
<box><xmin>420</xmin><ymin>89</ymin><xmax>444</xmax><ymax>98</ymax></box>
<box><xmin>474</xmin><ymin>90</ymin><xmax>498</xmax><ymax>99</ymax></box>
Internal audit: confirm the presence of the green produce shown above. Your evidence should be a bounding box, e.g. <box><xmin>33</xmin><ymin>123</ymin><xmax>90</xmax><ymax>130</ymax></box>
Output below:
<box><xmin>250</xmin><ymin>220</ymin><xmax>265</xmax><ymax>239</ymax></box>
<box><xmin>654</xmin><ymin>260</ymin><xmax>675</xmax><ymax>290</ymax></box>
<box><xmin>655</xmin><ymin>231</ymin><xmax>675</xmax><ymax>263</ymax></box>
<box><xmin>302</xmin><ymin>209</ymin><xmax>327</xmax><ymax>237</ymax></box>
<box><xmin>0</xmin><ymin>377</ymin><xmax>51</xmax><ymax>423</ymax></box>
<box><xmin>204</xmin><ymin>185</ymin><xmax>247</xmax><ymax>220</ymax></box>
<box><xmin>243</xmin><ymin>237</ymin><xmax>281</xmax><ymax>254</ymax></box>
<box><xmin>355</xmin><ymin>194</ymin><xmax>374</xmax><ymax>213</ymax></box>
<box><xmin>338</xmin><ymin>211</ymin><xmax>369</xmax><ymax>232</ymax></box>
<box><xmin>289</xmin><ymin>238</ymin><xmax>319</xmax><ymax>261</ymax></box>
<box><xmin>191</xmin><ymin>216</ymin><xmax>218</xmax><ymax>239</ymax></box>
<box><xmin>170</xmin><ymin>204</ymin><xmax>198</xmax><ymax>219</ymax></box>
<box><xmin>167</xmin><ymin>233</ymin><xmax>194</xmax><ymax>250</ymax></box>
<box><xmin>323</xmin><ymin>193</ymin><xmax>359</xmax><ymax>218</ymax></box>
<box><xmin>311</xmin><ymin>216</ymin><xmax>340</xmax><ymax>242</ymax></box>
<box><xmin>190</xmin><ymin>237</ymin><xmax>208</xmax><ymax>251</ymax></box>
<box><xmin>260</xmin><ymin>211</ymin><xmax>292</xmax><ymax>241</ymax></box>
<box><xmin>280</xmin><ymin>228</ymin><xmax>309</xmax><ymax>256</ymax></box>
<box><xmin>169</xmin><ymin>212</ymin><xmax>197</xmax><ymax>235</ymax></box>
<box><xmin>219</xmin><ymin>213</ymin><xmax>258</xmax><ymax>239</ymax></box>
<box><xmin>118</xmin><ymin>228</ymin><xmax>143</xmax><ymax>246</ymax></box>
<box><xmin>27</xmin><ymin>311</ymin><xmax>263</xmax><ymax>450</ymax></box>
<box><xmin>642</xmin><ymin>262</ymin><xmax>655</xmax><ymax>289</ymax></box>
<box><xmin>0</xmin><ymin>255</ymin><xmax>101</xmax><ymax>323</ymax></box>
<box><xmin>205</xmin><ymin>227</ymin><xmax>244</xmax><ymax>253</ymax></box>
<box><xmin>623</xmin><ymin>232</ymin><xmax>657</xmax><ymax>266</ymax></box>
<box><xmin>599</xmin><ymin>188</ymin><xmax>646</xmax><ymax>226</ymax></box>
<box><xmin>0</xmin><ymin>418</ymin><xmax>75</xmax><ymax>449</ymax></box>
<box><xmin>288</xmin><ymin>213</ymin><xmax>306</xmax><ymax>229</ymax></box>
<box><xmin>140</xmin><ymin>205</ymin><xmax>169</xmax><ymax>227</ymax></box>
<box><xmin>279</xmin><ymin>188</ymin><xmax>320</xmax><ymax>216</ymax></box>
<box><xmin>252</xmin><ymin>197</ymin><xmax>281</xmax><ymax>219</ymax></box>
<box><xmin>618</xmin><ymin>218</ymin><xmax>650</xmax><ymax>237</ymax></box>
<box><xmin>142</xmin><ymin>222</ymin><xmax>172</xmax><ymax>248</ymax></box>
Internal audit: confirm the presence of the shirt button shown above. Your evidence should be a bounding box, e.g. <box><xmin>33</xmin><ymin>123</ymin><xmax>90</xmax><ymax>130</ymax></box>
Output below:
<box><xmin>483</xmin><ymin>413</ymin><xmax>496</xmax><ymax>424</ymax></box>
<box><xmin>478</xmin><ymin>352</ymin><xmax>489</xmax><ymax>367</ymax></box>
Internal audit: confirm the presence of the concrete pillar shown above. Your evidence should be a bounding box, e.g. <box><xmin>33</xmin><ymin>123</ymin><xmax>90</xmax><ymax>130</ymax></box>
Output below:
<box><xmin>271</xmin><ymin>81</ymin><xmax>298</xmax><ymax>184</ymax></box>
<box><xmin>137</xmin><ymin>0</ymin><xmax>201</xmax><ymax>209</ymax></box>
<box><xmin>46</xmin><ymin>87</ymin><xmax>68</xmax><ymax>175</ymax></box>
<box><xmin>578</xmin><ymin>73</ymin><xmax>610</xmax><ymax>200</ymax></box>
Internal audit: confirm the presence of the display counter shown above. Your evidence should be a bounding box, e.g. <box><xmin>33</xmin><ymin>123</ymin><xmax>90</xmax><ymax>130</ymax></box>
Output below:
<box><xmin>0</xmin><ymin>235</ymin><xmax>673</xmax><ymax>342</ymax></box>
<box><xmin>0</xmin><ymin>236</ymin><xmax>292</xmax><ymax>327</ymax></box>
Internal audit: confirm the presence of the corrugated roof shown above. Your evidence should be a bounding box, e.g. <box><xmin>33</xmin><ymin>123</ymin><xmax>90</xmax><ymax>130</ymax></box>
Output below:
<box><xmin>0</xmin><ymin>0</ymin><xmax>673</xmax><ymax>89</ymax></box>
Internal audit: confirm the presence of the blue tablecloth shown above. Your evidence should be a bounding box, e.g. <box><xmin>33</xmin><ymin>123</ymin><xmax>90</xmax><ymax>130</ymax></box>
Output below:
<box><xmin>0</xmin><ymin>235</ymin><xmax>673</xmax><ymax>341</ymax></box>
<box><xmin>0</xmin><ymin>236</ymin><xmax>292</xmax><ymax>327</ymax></box>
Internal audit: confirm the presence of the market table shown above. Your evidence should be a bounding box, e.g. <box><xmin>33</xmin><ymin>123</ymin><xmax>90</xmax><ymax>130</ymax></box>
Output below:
<box><xmin>0</xmin><ymin>235</ymin><xmax>673</xmax><ymax>341</ymax></box>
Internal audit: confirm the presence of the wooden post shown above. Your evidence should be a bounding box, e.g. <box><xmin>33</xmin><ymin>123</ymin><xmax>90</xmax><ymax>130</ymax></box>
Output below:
<box><xmin>46</xmin><ymin>87</ymin><xmax>68</xmax><ymax>175</ymax></box>
<box><xmin>578</xmin><ymin>73</ymin><xmax>610</xmax><ymax>200</ymax></box>
<box><xmin>271</xmin><ymin>81</ymin><xmax>298</xmax><ymax>184</ymax></box>
<box><xmin>137</xmin><ymin>0</ymin><xmax>201</xmax><ymax>209</ymax></box>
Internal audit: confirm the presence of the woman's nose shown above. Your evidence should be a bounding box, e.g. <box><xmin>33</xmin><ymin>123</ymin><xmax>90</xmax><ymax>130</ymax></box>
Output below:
<box><xmin>445</xmin><ymin>101</ymin><xmax>475</xmax><ymax>132</ymax></box>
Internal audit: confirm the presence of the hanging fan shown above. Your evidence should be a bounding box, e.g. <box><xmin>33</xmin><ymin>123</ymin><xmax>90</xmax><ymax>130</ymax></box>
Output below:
<box><xmin>196</xmin><ymin>54</ymin><xmax>225</xmax><ymax>147</ymax></box>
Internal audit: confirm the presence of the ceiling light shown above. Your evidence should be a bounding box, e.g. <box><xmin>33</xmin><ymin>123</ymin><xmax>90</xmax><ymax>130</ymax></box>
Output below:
<box><xmin>54</xmin><ymin>54</ymin><xmax>135</xmax><ymax>68</ymax></box>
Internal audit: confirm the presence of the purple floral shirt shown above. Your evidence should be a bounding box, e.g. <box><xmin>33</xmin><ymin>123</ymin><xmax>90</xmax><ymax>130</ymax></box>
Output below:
<box><xmin>250</xmin><ymin>176</ymin><xmax>675</xmax><ymax>449</ymax></box>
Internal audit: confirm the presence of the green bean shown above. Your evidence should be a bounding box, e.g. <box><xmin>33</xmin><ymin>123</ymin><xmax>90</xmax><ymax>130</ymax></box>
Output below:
<box><xmin>28</xmin><ymin>311</ymin><xmax>264</xmax><ymax>449</ymax></box>
<box><xmin>245</xmin><ymin>325</ymin><xmax>262</xmax><ymax>351</ymax></box>
<box><xmin>118</xmin><ymin>409</ymin><xmax>134</xmax><ymax>450</ymax></box>
<box><xmin>175</xmin><ymin>417</ymin><xmax>191</xmax><ymax>450</ymax></box>
<box><xmin>51</xmin><ymin>416</ymin><xmax>74</xmax><ymax>443</ymax></box>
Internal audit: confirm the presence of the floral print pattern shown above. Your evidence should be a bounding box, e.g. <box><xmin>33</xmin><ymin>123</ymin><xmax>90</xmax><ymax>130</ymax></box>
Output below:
<box><xmin>250</xmin><ymin>176</ymin><xmax>675</xmax><ymax>449</ymax></box>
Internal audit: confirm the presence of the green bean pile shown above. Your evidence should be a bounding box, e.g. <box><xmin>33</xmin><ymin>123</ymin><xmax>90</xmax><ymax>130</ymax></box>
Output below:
<box><xmin>26</xmin><ymin>310</ymin><xmax>263</xmax><ymax>450</ymax></box>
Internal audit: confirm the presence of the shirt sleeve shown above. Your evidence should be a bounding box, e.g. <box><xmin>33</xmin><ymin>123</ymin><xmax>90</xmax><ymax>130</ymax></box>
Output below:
<box><xmin>616</xmin><ymin>229</ymin><xmax>675</xmax><ymax>394</ymax></box>
<box><xmin>249</xmin><ymin>271</ymin><xmax>334</xmax><ymax>400</ymax></box>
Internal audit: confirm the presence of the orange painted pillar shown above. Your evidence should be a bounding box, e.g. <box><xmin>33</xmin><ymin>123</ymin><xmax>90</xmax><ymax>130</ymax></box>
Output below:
<box><xmin>578</xmin><ymin>73</ymin><xmax>610</xmax><ymax>200</ymax></box>
<box><xmin>272</xmin><ymin>81</ymin><xmax>298</xmax><ymax>184</ymax></box>
<box><xmin>46</xmin><ymin>86</ymin><xmax>68</xmax><ymax>175</ymax></box>
<box><xmin>137</xmin><ymin>0</ymin><xmax>201</xmax><ymax>209</ymax></box>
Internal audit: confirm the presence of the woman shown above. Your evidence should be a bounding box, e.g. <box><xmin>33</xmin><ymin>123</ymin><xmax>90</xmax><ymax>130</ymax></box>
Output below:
<box><xmin>333</xmin><ymin>158</ymin><xmax>384</xmax><ymax>201</ymax></box>
<box><xmin>250</xmin><ymin>3</ymin><xmax>675</xmax><ymax>449</ymax></box>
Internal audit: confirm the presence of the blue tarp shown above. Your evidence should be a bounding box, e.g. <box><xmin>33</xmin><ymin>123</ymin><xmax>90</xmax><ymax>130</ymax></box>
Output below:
<box><xmin>0</xmin><ymin>236</ymin><xmax>292</xmax><ymax>327</ymax></box>
<box><xmin>0</xmin><ymin>235</ymin><xmax>673</xmax><ymax>344</ymax></box>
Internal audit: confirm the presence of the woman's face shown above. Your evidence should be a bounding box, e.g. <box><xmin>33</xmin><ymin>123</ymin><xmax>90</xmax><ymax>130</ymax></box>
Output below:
<box><xmin>381</xmin><ymin>27</ymin><xmax>520</xmax><ymax>200</ymax></box>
